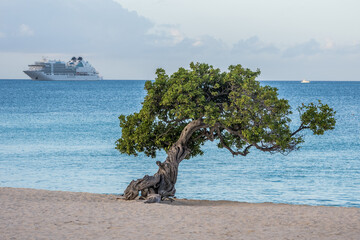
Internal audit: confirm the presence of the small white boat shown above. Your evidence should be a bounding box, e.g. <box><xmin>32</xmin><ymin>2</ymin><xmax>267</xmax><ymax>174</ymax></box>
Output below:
<box><xmin>301</xmin><ymin>79</ymin><xmax>310</xmax><ymax>83</ymax></box>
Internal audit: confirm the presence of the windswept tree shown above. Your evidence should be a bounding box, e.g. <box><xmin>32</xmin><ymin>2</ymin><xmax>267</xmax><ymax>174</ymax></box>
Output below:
<box><xmin>116</xmin><ymin>63</ymin><xmax>336</xmax><ymax>202</ymax></box>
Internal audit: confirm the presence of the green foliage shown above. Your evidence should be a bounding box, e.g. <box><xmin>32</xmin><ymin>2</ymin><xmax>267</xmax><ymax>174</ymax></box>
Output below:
<box><xmin>116</xmin><ymin>62</ymin><xmax>336</xmax><ymax>158</ymax></box>
<box><xmin>298</xmin><ymin>100</ymin><xmax>336</xmax><ymax>135</ymax></box>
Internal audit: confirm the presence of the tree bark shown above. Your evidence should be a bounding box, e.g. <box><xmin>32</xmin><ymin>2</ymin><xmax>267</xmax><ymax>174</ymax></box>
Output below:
<box><xmin>123</xmin><ymin>119</ymin><xmax>206</xmax><ymax>202</ymax></box>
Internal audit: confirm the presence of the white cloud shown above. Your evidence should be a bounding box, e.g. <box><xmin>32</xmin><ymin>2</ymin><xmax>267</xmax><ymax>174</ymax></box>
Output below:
<box><xmin>192</xmin><ymin>40</ymin><xmax>202</xmax><ymax>47</ymax></box>
<box><xmin>146</xmin><ymin>24</ymin><xmax>186</xmax><ymax>46</ymax></box>
<box><xmin>232</xmin><ymin>36</ymin><xmax>279</xmax><ymax>55</ymax></box>
<box><xmin>113</xmin><ymin>0</ymin><xmax>360</xmax><ymax>47</ymax></box>
<box><xmin>282</xmin><ymin>39</ymin><xmax>322</xmax><ymax>58</ymax></box>
<box><xmin>324</xmin><ymin>39</ymin><xmax>335</xmax><ymax>50</ymax></box>
<box><xmin>169</xmin><ymin>29</ymin><xmax>184</xmax><ymax>44</ymax></box>
<box><xmin>19</xmin><ymin>24</ymin><xmax>34</xmax><ymax>36</ymax></box>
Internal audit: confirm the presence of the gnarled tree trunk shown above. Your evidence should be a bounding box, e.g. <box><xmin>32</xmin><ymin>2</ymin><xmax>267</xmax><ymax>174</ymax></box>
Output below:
<box><xmin>123</xmin><ymin>119</ymin><xmax>206</xmax><ymax>202</ymax></box>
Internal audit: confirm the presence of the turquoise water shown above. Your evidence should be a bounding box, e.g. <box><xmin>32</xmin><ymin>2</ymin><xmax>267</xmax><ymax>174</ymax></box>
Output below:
<box><xmin>0</xmin><ymin>80</ymin><xmax>359</xmax><ymax>207</ymax></box>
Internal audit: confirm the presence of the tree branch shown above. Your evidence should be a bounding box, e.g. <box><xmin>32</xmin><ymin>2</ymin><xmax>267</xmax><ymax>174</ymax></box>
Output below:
<box><xmin>291</xmin><ymin>124</ymin><xmax>309</xmax><ymax>137</ymax></box>
<box><xmin>215</xmin><ymin>126</ymin><xmax>252</xmax><ymax>156</ymax></box>
<box><xmin>176</xmin><ymin>118</ymin><xmax>208</xmax><ymax>146</ymax></box>
<box><xmin>193</xmin><ymin>127</ymin><xmax>216</xmax><ymax>142</ymax></box>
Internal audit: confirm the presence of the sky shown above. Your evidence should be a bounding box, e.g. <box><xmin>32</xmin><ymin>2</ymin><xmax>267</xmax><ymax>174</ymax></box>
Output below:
<box><xmin>0</xmin><ymin>0</ymin><xmax>359</xmax><ymax>80</ymax></box>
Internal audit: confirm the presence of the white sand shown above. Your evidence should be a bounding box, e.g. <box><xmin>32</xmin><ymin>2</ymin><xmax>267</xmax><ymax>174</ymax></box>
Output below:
<box><xmin>1</xmin><ymin>187</ymin><xmax>359</xmax><ymax>240</ymax></box>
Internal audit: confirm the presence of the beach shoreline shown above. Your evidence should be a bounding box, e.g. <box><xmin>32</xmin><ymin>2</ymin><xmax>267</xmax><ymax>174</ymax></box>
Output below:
<box><xmin>1</xmin><ymin>187</ymin><xmax>359</xmax><ymax>239</ymax></box>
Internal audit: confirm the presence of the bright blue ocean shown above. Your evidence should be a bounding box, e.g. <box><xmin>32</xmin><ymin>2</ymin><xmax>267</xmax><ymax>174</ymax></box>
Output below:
<box><xmin>0</xmin><ymin>80</ymin><xmax>359</xmax><ymax>207</ymax></box>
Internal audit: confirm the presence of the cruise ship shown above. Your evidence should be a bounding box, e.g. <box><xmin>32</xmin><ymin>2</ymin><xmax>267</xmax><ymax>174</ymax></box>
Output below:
<box><xmin>24</xmin><ymin>57</ymin><xmax>102</xmax><ymax>81</ymax></box>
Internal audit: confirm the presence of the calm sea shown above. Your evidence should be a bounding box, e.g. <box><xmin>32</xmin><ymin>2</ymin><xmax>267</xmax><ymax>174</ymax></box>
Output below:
<box><xmin>0</xmin><ymin>80</ymin><xmax>359</xmax><ymax>207</ymax></box>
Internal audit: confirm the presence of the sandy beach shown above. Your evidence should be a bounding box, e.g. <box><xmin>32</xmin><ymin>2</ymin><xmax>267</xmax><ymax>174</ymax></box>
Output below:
<box><xmin>1</xmin><ymin>187</ymin><xmax>359</xmax><ymax>240</ymax></box>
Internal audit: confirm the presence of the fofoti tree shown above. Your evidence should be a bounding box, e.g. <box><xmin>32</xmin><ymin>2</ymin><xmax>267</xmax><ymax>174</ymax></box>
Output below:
<box><xmin>116</xmin><ymin>63</ymin><xmax>336</xmax><ymax>202</ymax></box>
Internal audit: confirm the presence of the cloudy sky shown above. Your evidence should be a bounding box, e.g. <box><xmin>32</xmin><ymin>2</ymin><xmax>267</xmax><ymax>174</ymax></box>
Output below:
<box><xmin>1</xmin><ymin>0</ymin><xmax>359</xmax><ymax>80</ymax></box>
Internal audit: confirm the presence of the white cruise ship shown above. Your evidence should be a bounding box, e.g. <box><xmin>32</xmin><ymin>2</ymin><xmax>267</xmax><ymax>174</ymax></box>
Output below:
<box><xmin>24</xmin><ymin>57</ymin><xmax>102</xmax><ymax>81</ymax></box>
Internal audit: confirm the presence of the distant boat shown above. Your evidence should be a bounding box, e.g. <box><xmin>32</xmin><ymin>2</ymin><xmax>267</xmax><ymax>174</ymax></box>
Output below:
<box><xmin>301</xmin><ymin>79</ymin><xmax>310</xmax><ymax>83</ymax></box>
<box><xmin>24</xmin><ymin>57</ymin><xmax>102</xmax><ymax>81</ymax></box>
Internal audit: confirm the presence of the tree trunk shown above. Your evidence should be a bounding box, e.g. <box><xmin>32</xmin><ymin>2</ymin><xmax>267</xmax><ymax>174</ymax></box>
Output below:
<box><xmin>123</xmin><ymin>119</ymin><xmax>206</xmax><ymax>202</ymax></box>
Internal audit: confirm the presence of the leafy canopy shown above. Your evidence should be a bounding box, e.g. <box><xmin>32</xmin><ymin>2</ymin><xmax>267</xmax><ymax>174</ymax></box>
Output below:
<box><xmin>116</xmin><ymin>63</ymin><xmax>336</xmax><ymax>158</ymax></box>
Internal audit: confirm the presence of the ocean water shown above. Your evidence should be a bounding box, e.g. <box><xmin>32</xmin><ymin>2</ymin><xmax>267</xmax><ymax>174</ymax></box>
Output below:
<box><xmin>0</xmin><ymin>80</ymin><xmax>359</xmax><ymax>207</ymax></box>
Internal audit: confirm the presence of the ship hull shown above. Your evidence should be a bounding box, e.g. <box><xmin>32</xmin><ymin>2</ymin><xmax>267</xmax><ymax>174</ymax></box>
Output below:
<box><xmin>23</xmin><ymin>71</ymin><xmax>101</xmax><ymax>81</ymax></box>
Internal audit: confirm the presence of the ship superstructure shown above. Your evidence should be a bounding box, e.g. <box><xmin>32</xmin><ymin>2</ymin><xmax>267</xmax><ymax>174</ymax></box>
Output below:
<box><xmin>24</xmin><ymin>57</ymin><xmax>102</xmax><ymax>81</ymax></box>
